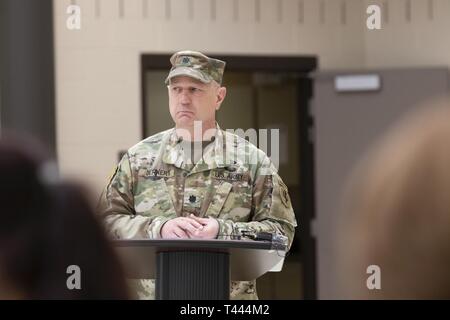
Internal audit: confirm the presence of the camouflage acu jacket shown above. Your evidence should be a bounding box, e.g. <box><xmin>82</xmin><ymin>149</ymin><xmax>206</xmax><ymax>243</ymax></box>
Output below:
<box><xmin>98</xmin><ymin>124</ymin><xmax>297</xmax><ymax>300</ymax></box>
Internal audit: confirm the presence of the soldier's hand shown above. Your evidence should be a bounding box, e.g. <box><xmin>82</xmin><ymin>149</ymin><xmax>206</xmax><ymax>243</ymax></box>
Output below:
<box><xmin>160</xmin><ymin>217</ymin><xmax>204</xmax><ymax>239</ymax></box>
<box><xmin>187</xmin><ymin>214</ymin><xmax>219</xmax><ymax>239</ymax></box>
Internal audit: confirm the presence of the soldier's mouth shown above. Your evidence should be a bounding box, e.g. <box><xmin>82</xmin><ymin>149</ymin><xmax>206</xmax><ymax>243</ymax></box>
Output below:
<box><xmin>177</xmin><ymin>111</ymin><xmax>194</xmax><ymax>117</ymax></box>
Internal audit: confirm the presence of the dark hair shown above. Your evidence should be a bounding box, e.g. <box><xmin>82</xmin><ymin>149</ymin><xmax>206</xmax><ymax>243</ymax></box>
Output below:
<box><xmin>0</xmin><ymin>139</ymin><xmax>130</xmax><ymax>299</ymax></box>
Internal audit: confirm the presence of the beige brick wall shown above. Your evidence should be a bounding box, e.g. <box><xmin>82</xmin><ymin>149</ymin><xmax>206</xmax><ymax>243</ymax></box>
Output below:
<box><xmin>363</xmin><ymin>0</ymin><xmax>450</xmax><ymax>68</ymax></box>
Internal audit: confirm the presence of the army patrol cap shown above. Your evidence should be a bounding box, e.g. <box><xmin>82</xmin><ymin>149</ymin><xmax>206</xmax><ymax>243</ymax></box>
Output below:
<box><xmin>165</xmin><ymin>50</ymin><xmax>226</xmax><ymax>85</ymax></box>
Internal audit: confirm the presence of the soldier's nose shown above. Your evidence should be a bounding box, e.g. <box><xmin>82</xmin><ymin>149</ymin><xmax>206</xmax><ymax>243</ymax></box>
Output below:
<box><xmin>179</xmin><ymin>91</ymin><xmax>191</xmax><ymax>103</ymax></box>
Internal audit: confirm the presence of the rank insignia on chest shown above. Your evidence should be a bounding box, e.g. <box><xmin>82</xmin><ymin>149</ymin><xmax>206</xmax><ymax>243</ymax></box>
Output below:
<box><xmin>184</xmin><ymin>193</ymin><xmax>202</xmax><ymax>208</ymax></box>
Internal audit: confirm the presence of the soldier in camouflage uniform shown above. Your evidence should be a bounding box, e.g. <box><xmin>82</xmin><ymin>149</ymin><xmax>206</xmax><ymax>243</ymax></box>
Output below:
<box><xmin>98</xmin><ymin>50</ymin><xmax>297</xmax><ymax>300</ymax></box>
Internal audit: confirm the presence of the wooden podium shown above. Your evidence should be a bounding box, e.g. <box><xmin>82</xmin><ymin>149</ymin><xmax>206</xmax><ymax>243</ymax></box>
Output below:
<box><xmin>113</xmin><ymin>239</ymin><xmax>286</xmax><ymax>300</ymax></box>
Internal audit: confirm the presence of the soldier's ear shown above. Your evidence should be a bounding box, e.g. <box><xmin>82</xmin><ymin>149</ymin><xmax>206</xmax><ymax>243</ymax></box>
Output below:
<box><xmin>216</xmin><ymin>86</ymin><xmax>226</xmax><ymax>109</ymax></box>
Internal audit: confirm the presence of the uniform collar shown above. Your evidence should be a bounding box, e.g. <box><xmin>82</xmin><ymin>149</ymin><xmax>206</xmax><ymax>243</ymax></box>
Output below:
<box><xmin>162</xmin><ymin>128</ymin><xmax>184</xmax><ymax>168</ymax></box>
<box><xmin>162</xmin><ymin>122</ymin><xmax>237</xmax><ymax>173</ymax></box>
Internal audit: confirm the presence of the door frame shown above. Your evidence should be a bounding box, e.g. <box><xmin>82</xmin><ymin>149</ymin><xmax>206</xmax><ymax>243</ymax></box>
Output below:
<box><xmin>141</xmin><ymin>53</ymin><xmax>318</xmax><ymax>299</ymax></box>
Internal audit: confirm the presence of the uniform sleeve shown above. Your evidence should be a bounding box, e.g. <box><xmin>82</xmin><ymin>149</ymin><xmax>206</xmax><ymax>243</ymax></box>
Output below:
<box><xmin>97</xmin><ymin>153</ymin><xmax>174</xmax><ymax>239</ymax></box>
<box><xmin>215</xmin><ymin>157</ymin><xmax>298</xmax><ymax>249</ymax></box>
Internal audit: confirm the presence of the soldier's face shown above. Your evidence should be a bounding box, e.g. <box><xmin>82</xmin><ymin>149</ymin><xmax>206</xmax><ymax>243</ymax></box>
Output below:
<box><xmin>168</xmin><ymin>76</ymin><xmax>226</xmax><ymax>129</ymax></box>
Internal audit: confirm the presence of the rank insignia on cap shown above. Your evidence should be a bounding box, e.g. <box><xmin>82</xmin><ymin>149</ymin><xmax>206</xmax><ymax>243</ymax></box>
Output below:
<box><xmin>181</xmin><ymin>56</ymin><xmax>190</xmax><ymax>65</ymax></box>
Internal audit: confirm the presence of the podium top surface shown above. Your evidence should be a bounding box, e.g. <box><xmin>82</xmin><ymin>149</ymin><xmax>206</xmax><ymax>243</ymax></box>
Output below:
<box><xmin>113</xmin><ymin>238</ymin><xmax>286</xmax><ymax>281</ymax></box>
<box><xmin>113</xmin><ymin>238</ymin><xmax>273</xmax><ymax>250</ymax></box>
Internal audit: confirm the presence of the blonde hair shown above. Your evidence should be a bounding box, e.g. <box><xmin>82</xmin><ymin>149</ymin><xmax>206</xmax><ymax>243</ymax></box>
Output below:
<box><xmin>338</xmin><ymin>98</ymin><xmax>450</xmax><ymax>299</ymax></box>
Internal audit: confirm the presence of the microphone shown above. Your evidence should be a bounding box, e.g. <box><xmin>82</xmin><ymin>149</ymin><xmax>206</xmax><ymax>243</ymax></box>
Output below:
<box><xmin>240</xmin><ymin>230</ymin><xmax>288</xmax><ymax>251</ymax></box>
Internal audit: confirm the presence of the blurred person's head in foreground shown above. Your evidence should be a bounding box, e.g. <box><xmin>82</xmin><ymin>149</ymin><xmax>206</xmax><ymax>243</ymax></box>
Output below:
<box><xmin>0</xmin><ymin>136</ymin><xmax>129</xmax><ymax>299</ymax></box>
<box><xmin>338</xmin><ymin>98</ymin><xmax>450</xmax><ymax>299</ymax></box>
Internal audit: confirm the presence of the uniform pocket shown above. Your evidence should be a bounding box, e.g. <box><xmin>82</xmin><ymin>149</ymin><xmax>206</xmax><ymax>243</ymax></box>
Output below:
<box><xmin>204</xmin><ymin>181</ymin><xmax>233</xmax><ymax>217</ymax></box>
<box><xmin>134</xmin><ymin>178</ymin><xmax>176</xmax><ymax>216</ymax></box>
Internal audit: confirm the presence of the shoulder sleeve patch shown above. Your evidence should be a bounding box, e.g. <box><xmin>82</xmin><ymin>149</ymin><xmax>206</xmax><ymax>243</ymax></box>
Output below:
<box><xmin>278</xmin><ymin>177</ymin><xmax>291</xmax><ymax>208</ymax></box>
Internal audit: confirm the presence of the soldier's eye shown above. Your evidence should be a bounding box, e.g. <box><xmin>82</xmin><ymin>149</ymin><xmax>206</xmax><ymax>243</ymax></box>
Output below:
<box><xmin>191</xmin><ymin>88</ymin><xmax>203</xmax><ymax>94</ymax></box>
